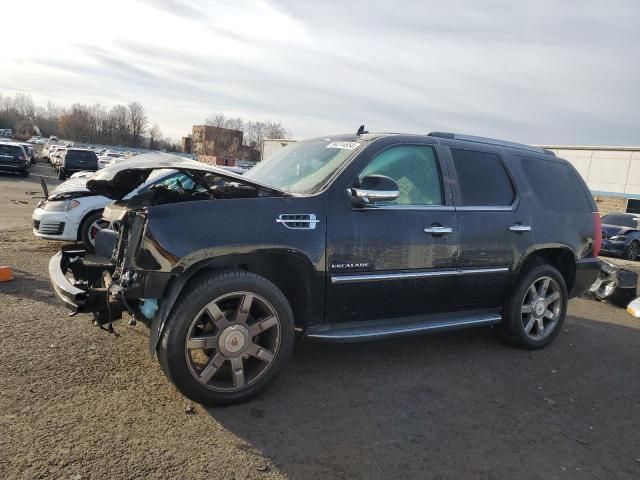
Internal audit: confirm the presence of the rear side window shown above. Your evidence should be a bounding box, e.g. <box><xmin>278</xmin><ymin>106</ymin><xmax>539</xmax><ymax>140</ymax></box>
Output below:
<box><xmin>450</xmin><ymin>149</ymin><xmax>515</xmax><ymax>206</ymax></box>
<box><xmin>519</xmin><ymin>157</ymin><xmax>593</xmax><ymax>212</ymax></box>
<box><xmin>0</xmin><ymin>145</ymin><xmax>21</xmax><ymax>155</ymax></box>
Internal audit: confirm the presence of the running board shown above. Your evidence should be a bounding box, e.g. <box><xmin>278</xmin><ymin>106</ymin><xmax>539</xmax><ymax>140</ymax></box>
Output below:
<box><xmin>304</xmin><ymin>310</ymin><xmax>502</xmax><ymax>343</ymax></box>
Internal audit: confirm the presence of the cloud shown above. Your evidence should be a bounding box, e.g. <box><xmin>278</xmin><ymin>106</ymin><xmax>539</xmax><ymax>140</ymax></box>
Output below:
<box><xmin>0</xmin><ymin>0</ymin><xmax>638</xmax><ymax>145</ymax></box>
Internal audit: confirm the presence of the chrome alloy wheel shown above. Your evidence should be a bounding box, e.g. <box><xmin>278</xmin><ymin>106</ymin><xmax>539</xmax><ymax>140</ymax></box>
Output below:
<box><xmin>520</xmin><ymin>276</ymin><xmax>562</xmax><ymax>341</ymax></box>
<box><xmin>185</xmin><ymin>291</ymin><xmax>281</xmax><ymax>392</ymax></box>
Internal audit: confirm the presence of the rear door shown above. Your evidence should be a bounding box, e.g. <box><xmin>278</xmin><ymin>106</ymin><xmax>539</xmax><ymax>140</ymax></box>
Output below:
<box><xmin>326</xmin><ymin>139</ymin><xmax>459</xmax><ymax>323</ymax></box>
<box><xmin>445</xmin><ymin>146</ymin><xmax>535</xmax><ymax>308</ymax></box>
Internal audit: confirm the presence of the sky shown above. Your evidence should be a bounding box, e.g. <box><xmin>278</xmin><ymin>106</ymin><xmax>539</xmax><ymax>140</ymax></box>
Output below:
<box><xmin>1</xmin><ymin>0</ymin><xmax>639</xmax><ymax>145</ymax></box>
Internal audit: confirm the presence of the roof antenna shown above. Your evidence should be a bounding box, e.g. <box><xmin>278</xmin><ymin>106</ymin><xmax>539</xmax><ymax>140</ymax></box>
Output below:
<box><xmin>356</xmin><ymin>125</ymin><xmax>368</xmax><ymax>135</ymax></box>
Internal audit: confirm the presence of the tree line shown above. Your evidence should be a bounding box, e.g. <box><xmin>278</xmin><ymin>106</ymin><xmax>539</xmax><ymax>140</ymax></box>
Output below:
<box><xmin>0</xmin><ymin>92</ymin><xmax>293</xmax><ymax>153</ymax></box>
<box><xmin>0</xmin><ymin>92</ymin><xmax>177</xmax><ymax>151</ymax></box>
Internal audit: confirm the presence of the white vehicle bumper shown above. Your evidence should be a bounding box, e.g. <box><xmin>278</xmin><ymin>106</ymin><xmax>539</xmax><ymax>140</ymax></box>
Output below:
<box><xmin>32</xmin><ymin>208</ymin><xmax>81</xmax><ymax>241</ymax></box>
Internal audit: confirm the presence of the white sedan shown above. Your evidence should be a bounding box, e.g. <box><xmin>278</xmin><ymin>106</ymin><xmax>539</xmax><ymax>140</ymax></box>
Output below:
<box><xmin>32</xmin><ymin>175</ymin><xmax>111</xmax><ymax>251</ymax></box>
<box><xmin>32</xmin><ymin>166</ymin><xmax>195</xmax><ymax>251</ymax></box>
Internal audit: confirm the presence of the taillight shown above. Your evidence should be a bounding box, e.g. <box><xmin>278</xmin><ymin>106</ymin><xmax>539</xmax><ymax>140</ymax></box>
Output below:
<box><xmin>593</xmin><ymin>212</ymin><xmax>602</xmax><ymax>257</ymax></box>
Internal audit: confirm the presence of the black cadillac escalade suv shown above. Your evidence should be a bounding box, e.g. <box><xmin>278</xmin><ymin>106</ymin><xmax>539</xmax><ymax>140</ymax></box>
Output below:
<box><xmin>49</xmin><ymin>131</ymin><xmax>601</xmax><ymax>405</ymax></box>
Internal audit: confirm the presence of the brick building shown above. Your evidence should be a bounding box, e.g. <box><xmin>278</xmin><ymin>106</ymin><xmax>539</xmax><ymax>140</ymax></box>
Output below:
<box><xmin>191</xmin><ymin>125</ymin><xmax>243</xmax><ymax>156</ymax></box>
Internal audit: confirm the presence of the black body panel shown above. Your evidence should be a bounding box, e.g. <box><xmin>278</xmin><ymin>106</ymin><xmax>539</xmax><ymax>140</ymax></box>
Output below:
<box><xmin>47</xmin><ymin>134</ymin><xmax>601</xmax><ymax>352</ymax></box>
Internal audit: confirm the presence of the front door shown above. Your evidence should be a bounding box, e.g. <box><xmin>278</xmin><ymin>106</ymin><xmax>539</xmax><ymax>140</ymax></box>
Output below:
<box><xmin>326</xmin><ymin>141</ymin><xmax>458</xmax><ymax>323</ymax></box>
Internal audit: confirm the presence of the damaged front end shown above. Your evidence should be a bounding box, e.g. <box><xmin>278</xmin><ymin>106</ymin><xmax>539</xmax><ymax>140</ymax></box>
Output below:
<box><xmin>48</xmin><ymin>207</ymin><xmax>158</xmax><ymax>328</ymax></box>
<box><xmin>48</xmin><ymin>154</ymin><xmax>288</xmax><ymax>336</ymax></box>
<box><xmin>49</xmin><ymin>247</ymin><xmax>122</xmax><ymax>324</ymax></box>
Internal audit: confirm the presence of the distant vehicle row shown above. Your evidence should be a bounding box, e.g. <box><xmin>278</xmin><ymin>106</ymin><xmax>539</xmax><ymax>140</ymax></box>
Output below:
<box><xmin>43</xmin><ymin>143</ymin><xmax>135</xmax><ymax>179</ymax></box>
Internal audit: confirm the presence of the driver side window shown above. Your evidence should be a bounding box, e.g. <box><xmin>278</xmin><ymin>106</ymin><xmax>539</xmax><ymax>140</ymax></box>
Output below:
<box><xmin>359</xmin><ymin>145</ymin><xmax>443</xmax><ymax>205</ymax></box>
<box><xmin>156</xmin><ymin>173</ymin><xmax>195</xmax><ymax>191</ymax></box>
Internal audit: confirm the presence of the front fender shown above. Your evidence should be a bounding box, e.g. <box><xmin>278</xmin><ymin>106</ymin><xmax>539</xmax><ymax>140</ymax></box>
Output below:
<box><xmin>148</xmin><ymin>247</ymin><xmax>322</xmax><ymax>356</ymax></box>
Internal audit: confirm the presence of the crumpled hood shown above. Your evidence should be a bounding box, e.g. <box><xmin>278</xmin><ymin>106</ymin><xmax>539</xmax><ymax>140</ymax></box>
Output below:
<box><xmin>86</xmin><ymin>152</ymin><xmax>283</xmax><ymax>199</ymax></box>
<box><xmin>49</xmin><ymin>177</ymin><xmax>91</xmax><ymax>198</ymax></box>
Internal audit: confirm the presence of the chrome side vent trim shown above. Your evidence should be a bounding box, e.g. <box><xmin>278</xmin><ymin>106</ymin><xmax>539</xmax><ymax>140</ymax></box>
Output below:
<box><xmin>276</xmin><ymin>214</ymin><xmax>319</xmax><ymax>230</ymax></box>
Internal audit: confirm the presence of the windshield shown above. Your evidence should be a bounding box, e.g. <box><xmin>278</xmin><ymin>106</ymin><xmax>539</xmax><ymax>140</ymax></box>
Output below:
<box><xmin>601</xmin><ymin>214</ymin><xmax>640</xmax><ymax>228</ymax></box>
<box><xmin>244</xmin><ymin>138</ymin><xmax>363</xmax><ymax>194</ymax></box>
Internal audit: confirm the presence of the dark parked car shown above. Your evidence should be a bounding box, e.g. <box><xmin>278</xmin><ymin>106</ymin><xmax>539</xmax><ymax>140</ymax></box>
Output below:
<box><xmin>600</xmin><ymin>212</ymin><xmax>640</xmax><ymax>260</ymax></box>
<box><xmin>49</xmin><ymin>132</ymin><xmax>601</xmax><ymax>406</ymax></box>
<box><xmin>19</xmin><ymin>143</ymin><xmax>36</xmax><ymax>164</ymax></box>
<box><xmin>58</xmin><ymin>148</ymin><xmax>99</xmax><ymax>180</ymax></box>
<box><xmin>0</xmin><ymin>142</ymin><xmax>30</xmax><ymax>176</ymax></box>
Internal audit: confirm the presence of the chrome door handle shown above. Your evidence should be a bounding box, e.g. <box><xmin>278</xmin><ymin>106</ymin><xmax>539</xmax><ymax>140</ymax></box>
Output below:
<box><xmin>424</xmin><ymin>226</ymin><xmax>453</xmax><ymax>234</ymax></box>
<box><xmin>509</xmin><ymin>224</ymin><xmax>532</xmax><ymax>232</ymax></box>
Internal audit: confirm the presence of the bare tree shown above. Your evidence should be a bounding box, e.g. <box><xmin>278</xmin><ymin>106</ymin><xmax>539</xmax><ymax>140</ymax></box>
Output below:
<box><xmin>203</xmin><ymin>112</ymin><xmax>290</xmax><ymax>147</ymax></box>
<box><xmin>149</xmin><ymin>123</ymin><xmax>162</xmax><ymax>150</ymax></box>
<box><xmin>109</xmin><ymin>105</ymin><xmax>130</xmax><ymax>145</ymax></box>
<box><xmin>205</xmin><ymin>113</ymin><xmax>228</xmax><ymax>128</ymax></box>
<box><xmin>128</xmin><ymin>102</ymin><xmax>148</xmax><ymax>147</ymax></box>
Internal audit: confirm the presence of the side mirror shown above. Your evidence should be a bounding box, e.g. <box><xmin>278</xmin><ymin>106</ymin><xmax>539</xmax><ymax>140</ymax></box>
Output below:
<box><xmin>349</xmin><ymin>174</ymin><xmax>399</xmax><ymax>206</ymax></box>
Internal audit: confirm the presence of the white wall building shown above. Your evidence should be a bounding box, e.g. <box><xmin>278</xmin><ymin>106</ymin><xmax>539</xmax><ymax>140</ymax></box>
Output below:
<box><xmin>541</xmin><ymin>145</ymin><xmax>640</xmax><ymax>198</ymax></box>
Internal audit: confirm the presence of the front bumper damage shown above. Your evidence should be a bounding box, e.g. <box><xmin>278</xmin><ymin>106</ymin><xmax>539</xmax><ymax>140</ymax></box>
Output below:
<box><xmin>49</xmin><ymin>244</ymin><xmax>173</xmax><ymax>332</ymax></box>
<box><xmin>48</xmin><ymin>247</ymin><xmax>124</xmax><ymax>323</ymax></box>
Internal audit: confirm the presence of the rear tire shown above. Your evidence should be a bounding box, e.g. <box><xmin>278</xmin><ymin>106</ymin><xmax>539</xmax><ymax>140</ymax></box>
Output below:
<box><xmin>625</xmin><ymin>241</ymin><xmax>639</xmax><ymax>261</ymax></box>
<box><xmin>499</xmin><ymin>264</ymin><xmax>568</xmax><ymax>349</ymax></box>
<box><xmin>158</xmin><ymin>270</ymin><xmax>295</xmax><ymax>406</ymax></box>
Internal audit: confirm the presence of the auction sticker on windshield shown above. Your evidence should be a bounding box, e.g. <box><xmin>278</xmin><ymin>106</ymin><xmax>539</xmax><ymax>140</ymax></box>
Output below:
<box><xmin>325</xmin><ymin>141</ymin><xmax>360</xmax><ymax>150</ymax></box>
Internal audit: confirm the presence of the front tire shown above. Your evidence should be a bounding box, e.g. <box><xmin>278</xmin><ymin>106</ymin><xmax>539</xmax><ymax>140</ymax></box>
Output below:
<box><xmin>79</xmin><ymin>210</ymin><xmax>107</xmax><ymax>253</ymax></box>
<box><xmin>58</xmin><ymin>167</ymin><xmax>66</xmax><ymax>180</ymax></box>
<box><xmin>158</xmin><ymin>270</ymin><xmax>295</xmax><ymax>406</ymax></box>
<box><xmin>499</xmin><ymin>264</ymin><xmax>568</xmax><ymax>349</ymax></box>
<box><xmin>625</xmin><ymin>241</ymin><xmax>639</xmax><ymax>261</ymax></box>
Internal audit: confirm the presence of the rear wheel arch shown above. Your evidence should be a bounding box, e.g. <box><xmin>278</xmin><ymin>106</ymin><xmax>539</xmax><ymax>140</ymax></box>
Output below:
<box><xmin>515</xmin><ymin>247</ymin><xmax>577</xmax><ymax>293</ymax></box>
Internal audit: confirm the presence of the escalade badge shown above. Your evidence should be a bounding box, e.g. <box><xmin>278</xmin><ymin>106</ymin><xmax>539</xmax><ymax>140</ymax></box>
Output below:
<box><xmin>331</xmin><ymin>262</ymin><xmax>370</xmax><ymax>270</ymax></box>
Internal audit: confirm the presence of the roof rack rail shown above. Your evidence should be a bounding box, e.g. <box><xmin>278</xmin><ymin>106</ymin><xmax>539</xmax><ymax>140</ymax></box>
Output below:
<box><xmin>427</xmin><ymin>132</ymin><xmax>554</xmax><ymax>156</ymax></box>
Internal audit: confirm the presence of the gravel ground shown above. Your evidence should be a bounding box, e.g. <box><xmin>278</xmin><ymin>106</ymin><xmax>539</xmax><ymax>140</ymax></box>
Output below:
<box><xmin>1</xmin><ymin>164</ymin><xmax>640</xmax><ymax>479</ymax></box>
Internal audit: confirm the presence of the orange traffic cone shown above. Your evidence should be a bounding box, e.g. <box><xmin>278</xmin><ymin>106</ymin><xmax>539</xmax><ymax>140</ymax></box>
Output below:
<box><xmin>0</xmin><ymin>266</ymin><xmax>14</xmax><ymax>282</ymax></box>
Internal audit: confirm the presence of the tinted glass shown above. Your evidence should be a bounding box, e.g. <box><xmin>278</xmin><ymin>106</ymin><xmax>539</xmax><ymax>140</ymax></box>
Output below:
<box><xmin>66</xmin><ymin>150</ymin><xmax>98</xmax><ymax>161</ymax></box>
<box><xmin>626</xmin><ymin>199</ymin><xmax>640</xmax><ymax>215</ymax></box>
<box><xmin>451</xmin><ymin>149</ymin><xmax>514</xmax><ymax>206</ymax></box>
<box><xmin>520</xmin><ymin>157</ymin><xmax>593</xmax><ymax>213</ymax></box>
<box><xmin>0</xmin><ymin>145</ymin><xmax>21</xmax><ymax>155</ymax></box>
<box><xmin>359</xmin><ymin>145</ymin><xmax>443</xmax><ymax>205</ymax></box>
<box><xmin>601</xmin><ymin>214</ymin><xmax>639</xmax><ymax>228</ymax></box>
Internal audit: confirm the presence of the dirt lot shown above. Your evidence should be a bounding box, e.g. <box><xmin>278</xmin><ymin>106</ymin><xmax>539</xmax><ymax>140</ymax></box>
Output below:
<box><xmin>1</xmin><ymin>164</ymin><xmax>640</xmax><ymax>479</ymax></box>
